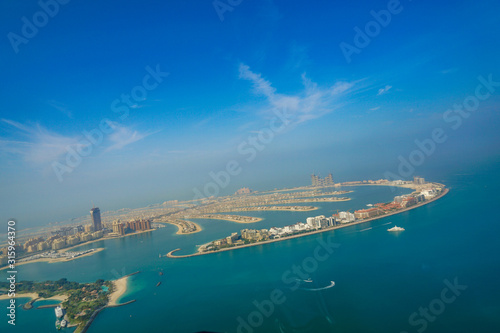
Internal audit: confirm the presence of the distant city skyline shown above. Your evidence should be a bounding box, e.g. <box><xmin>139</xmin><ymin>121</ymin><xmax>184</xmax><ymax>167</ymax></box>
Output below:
<box><xmin>0</xmin><ymin>0</ymin><xmax>499</xmax><ymax>228</ymax></box>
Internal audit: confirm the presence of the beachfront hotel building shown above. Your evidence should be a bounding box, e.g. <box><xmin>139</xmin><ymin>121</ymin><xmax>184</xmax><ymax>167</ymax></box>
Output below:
<box><xmin>354</xmin><ymin>208</ymin><xmax>382</xmax><ymax>219</ymax></box>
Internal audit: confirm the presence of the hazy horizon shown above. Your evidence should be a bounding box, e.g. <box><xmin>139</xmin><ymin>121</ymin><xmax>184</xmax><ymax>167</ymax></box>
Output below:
<box><xmin>1</xmin><ymin>0</ymin><xmax>499</xmax><ymax>228</ymax></box>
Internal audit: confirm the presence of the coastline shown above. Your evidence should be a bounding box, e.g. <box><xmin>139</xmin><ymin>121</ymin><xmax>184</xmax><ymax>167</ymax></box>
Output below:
<box><xmin>167</xmin><ymin>187</ymin><xmax>449</xmax><ymax>259</ymax></box>
<box><xmin>215</xmin><ymin>206</ymin><xmax>320</xmax><ymax>213</ymax></box>
<box><xmin>108</xmin><ymin>276</ymin><xmax>129</xmax><ymax>306</ymax></box>
<box><xmin>107</xmin><ymin>271</ymin><xmax>139</xmax><ymax>306</ymax></box>
<box><xmin>189</xmin><ymin>215</ymin><xmax>263</xmax><ymax>224</ymax></box>
<box><xmin>0</xmin><ymin>293</ymin><xmax>68</xmax><ymax>302</ymax></box>
<box><xmin>60</xmin><ymin>229</ymin><xmax>154</xmax><ymax>253</ymax></box>
<box><xmin>0</xmin><ymin>248</ymin><xmax>106</xmax><ymax>271</ymax></box>
<box><xmin>0</xmin><ymin>229</ymin><xmax>155</xmax><ymax>271</ymax></box>
<box><xmin>158</xmin><ymin>220</ymin><xmax>203</xmax><ymax>234</ymax></box>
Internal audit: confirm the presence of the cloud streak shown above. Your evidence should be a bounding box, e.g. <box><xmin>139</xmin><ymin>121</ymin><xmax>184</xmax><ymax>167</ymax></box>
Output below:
<box><xmin>238</xmin><ymin>63</ymin><xmax>358</xmax><ymax>126</ymax></box>
<box><xmin>104</xmin><ymin>122</ymin><xmax>158</xmax><ymax>152</ymax></box>
<box><xmin>377</xmin><ymin>85</ymin><xmax>392</xmax><ymax>96</ymax></box>
<box><xmin>0</xmin><ymin>119</ymin><xmax>155</xmax><ymax>167</ymax></box>
<box><xmin>1</xmin><ymin>118</ymin><xmax>81</xmax><ymax>164</ymax></box>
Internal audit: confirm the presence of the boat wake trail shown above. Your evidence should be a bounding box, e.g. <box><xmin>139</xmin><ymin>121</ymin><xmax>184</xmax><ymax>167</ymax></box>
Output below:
<box><xmin>381</xmin><ymin>222</ymin><xmax>392</xmax><ymax>226</ymax></box>
<box><xmin>294</xmin><ymin>278</ymin><xmax>313</xmax><ymax>283</ymax></box>
<box><xmin>359</xmin><ymin>227</ymin><xmax>372</xmax><ymax>232</ymax></box>
<box><xmin>301</xmin><ymin>281</ymin><xmax>335</xmax><ymax>291</ymax></box>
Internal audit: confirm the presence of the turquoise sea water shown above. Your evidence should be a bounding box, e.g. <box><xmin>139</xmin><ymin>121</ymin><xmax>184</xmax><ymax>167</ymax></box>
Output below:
<box><xmin>1</xmin><ymin>160</ymin><xmax>500</xmax><ymax>332</ymax></box>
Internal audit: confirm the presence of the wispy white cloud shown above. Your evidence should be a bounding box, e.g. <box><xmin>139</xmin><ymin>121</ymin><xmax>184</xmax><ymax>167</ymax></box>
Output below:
<box><xmin>377</xmin><ymin>85</ymin><xmax>392</xmax><ymax>96</ymax></box>
<box><xmin>1</xmin><ymin>119</ymin><xmax>157</xmax><ymax>166</ymax></box>
<box><xmin>239</xmin><ymin>64</ymin><xmax>276</xmax><ymax>98</ymax></box>
<box><xmin>104</xmin><ymin>122</ymin><xmax>158</xmax><ymax>152</ymax></box>
<box><xmin>369</xmin><ymin>106</ymin><xmax>381</xmax><ymax>111</ymax></box>
<box><xmin>0</xmin><ymin>118</ymin><xmax>82</xmax><ymax>164</ymax></box>
<box><xmin>238</xmin><ymin>63</ymin><xmax>358</xmax><ymax>126</ymax></box>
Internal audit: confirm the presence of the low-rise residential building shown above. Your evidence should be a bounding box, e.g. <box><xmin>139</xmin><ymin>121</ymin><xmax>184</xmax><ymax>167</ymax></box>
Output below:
<box><xmin>80</xmin><ymin>232</ymin><xmax>93</xmax><ymax>242</ymax></box>
<box><xmin>354</xmin><ymin>208</ymin><xmax>382</xmax><ymax>219</ymax></box>
<box><xmin>67</xmin><ymin>235</ymin><xmax>80</xmax><ymax>246</ymax></box>
<box><xmin>52</xmin><ymin>238</ymin><xmax>66</xmax><ymax>250</ymax></box>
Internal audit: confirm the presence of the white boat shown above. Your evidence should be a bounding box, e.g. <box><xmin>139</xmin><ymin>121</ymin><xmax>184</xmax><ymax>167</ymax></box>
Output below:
<box><xmin>388</xmin><ymin>226</ymin><xmax>405</xmax><ymax>232</ymax></box>
<box><xmin>55</xmin><ymin>306</ymin><xmax>63</xmax><ymax>318</ymax></box>
<box><xmin>61</xmin><ymin>319</ymin><xmax>67</xmax><ymax>327</ymax></box>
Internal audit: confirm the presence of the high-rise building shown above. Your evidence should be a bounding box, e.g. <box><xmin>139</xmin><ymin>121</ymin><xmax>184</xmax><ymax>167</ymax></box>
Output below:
<box><xmin>112</xmin><ymin>221</ymin><xmax>126</xmax><ymax>235</ymax></box>
<box><xmin>311</xmin><ymin>174</ymin><xmax>320</xmax><ymax>186</ymax></box>
<box><xmin>90</xmin><ymin>207</ymin><xmax>102</xmax><ymax>231</ymax></box>
<box><xmin>311</xmin><ymin>173</ymin><xmax>334</xmax><ymax>187</ymax></box>
<box><xmin>413</xmin><ymin>176</ymin><xmax>425</xmax><ymax>185</ymax></box>
<box><xmin>324</xmin><ymin>174</ymin><xmax>334</xmax><ymax>186</ymax></box>
<box><xmin>235</xmin><ymin>187</ymin><xmax>252</xmax><ymax>195</ymax></box>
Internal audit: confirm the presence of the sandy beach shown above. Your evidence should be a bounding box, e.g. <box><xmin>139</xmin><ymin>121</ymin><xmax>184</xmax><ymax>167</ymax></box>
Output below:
<box><xmin>108</xmin><ymin>276</ymin><xmax>129</xmax><ymax>306</ymax></box>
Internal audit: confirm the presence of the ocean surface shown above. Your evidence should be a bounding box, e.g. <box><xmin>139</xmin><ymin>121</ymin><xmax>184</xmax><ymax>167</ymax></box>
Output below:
<box><xmin>1</xmin><ymin>159</ymin><xmax>500</xmax><ymax>333</ymax></box>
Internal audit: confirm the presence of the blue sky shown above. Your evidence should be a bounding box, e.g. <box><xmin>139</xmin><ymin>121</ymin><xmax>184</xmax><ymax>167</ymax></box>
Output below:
<box><xmin>0</xmin><ymin>0</ymin><xmax>499</xmax><ymax>227</ymax></box>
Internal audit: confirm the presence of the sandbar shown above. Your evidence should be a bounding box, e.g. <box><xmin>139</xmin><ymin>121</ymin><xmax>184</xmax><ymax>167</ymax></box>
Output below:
<box><xmin>108</xmin><ymin>276</ymin><xmax>129</xmax><ymax>306</ymax></box>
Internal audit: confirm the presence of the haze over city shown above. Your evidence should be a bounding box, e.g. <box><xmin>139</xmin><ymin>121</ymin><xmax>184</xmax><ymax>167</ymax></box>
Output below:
<box><xmin>1</xmin><ymin>0</ymin><xmax>499</xmax><ymax>227</ymax></box>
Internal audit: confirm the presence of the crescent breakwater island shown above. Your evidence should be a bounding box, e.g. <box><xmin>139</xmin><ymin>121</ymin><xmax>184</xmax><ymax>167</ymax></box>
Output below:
<box><xmin>167</xmin><ymin>179</ymin><xmax>448</xmax><ymax>258</ymax></box>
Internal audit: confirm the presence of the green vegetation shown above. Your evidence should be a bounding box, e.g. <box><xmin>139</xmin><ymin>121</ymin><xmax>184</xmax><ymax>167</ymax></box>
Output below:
<box><xmin>63</xmin><ymin>279</ymin><xmax>113</xmax><ymax>324</ymax></box>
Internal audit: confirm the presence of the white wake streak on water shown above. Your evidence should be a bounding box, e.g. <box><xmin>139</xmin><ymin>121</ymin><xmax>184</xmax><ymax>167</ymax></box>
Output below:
<box><xmin>301</xmin><ymin>281</ymin><xmax>335</xmax><ymax>291</ymax></box>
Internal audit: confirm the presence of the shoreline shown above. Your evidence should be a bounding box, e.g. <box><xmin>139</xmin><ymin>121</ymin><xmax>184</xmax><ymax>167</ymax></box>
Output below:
<box><xmin>189</xmin><ymin>215</ymin><xmax>263</xmax><ymax>224</ymax></box>
<box><xmin>219</xmin><ymin>206</ymin><xmax>320</xmax><ymax>213</ymax></box>
<box><xmin>175</xmin><ymin>220</ymin><xmax>203</xmax><ymax>235</ymax></box>
<box><xmin>0</xmin><ymin>293</ymin><xmax>69</xmax><ymax>302</ymax></box>
<box><xmin>0</xmin><ymin>230</ymin><xmax>155</xmax><ymax>271</ymax></box>
<box><xmin>108</xmin><ymin>276</ymin><xmax>129</xmax><ymax>306</ymax></box>
<box><xmin>108</xmin><ymin>270</ymin><xmax>140</xmax><ymax>306</ymax></box>
<box><xmin>0</xmin><ymin>248</ymin><xmax>106</xmax><ymax>271</ymax></box>
<box><xmin>158</xmin><ymin>220</ymin><xmax>203</xmax><ymax>234</ymax></box>
<box><xmin>167</xmin><ymin>187</ymin><xmax>449</xmax><ymax>259</ymax></box>
<box><xmin>60</xmin><ymin>229</ymin><xmax>154</xmax><ymax>253</ymax></box>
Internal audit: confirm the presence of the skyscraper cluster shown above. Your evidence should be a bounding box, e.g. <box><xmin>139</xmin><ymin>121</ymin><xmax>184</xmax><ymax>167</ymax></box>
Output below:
<box><xmin>311</xmin><ymin>173</ymin><xmax>334</xmax><ymax>187</ymax></box>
